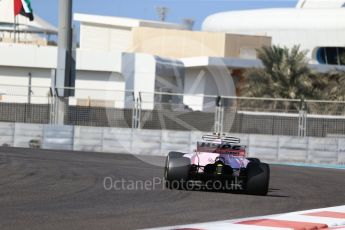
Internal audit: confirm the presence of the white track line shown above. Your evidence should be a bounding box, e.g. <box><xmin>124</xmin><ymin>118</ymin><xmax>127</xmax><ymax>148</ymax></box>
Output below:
<box><xmin>143</xmin><ymin>205</ymin><xmax>345</xmax><ymax>230</ymax></box>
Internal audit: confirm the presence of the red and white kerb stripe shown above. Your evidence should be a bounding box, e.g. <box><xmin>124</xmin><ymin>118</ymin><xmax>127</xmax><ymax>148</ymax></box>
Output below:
<box><xmin>145</xmin><ymin>205</ymin><xmax>345</xmax><ymax>230</ymax></box>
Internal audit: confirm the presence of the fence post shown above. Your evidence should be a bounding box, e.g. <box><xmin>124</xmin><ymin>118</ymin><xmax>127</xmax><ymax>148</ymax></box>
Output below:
<box><xmin>49</xmin><ymin>87</ymin><xmax>56</xmax><ymax>124</ymax></box>
<box><xmin>131</xmin><ymin>92</ymin><xmax>136</xmax><ymax>129</ymax></box>
<box><xmin>132</xmin><ymin>92</ymin><xmax>138</xmax><ymax>129</ymax></box>
<box><xmin>214</xmin><ymin>96</ymin><xmax>224</xmax><ymax>133</ymax></box>
<box><xmin>298</xmin><ymin>99</ymin><xmax>307</xmax><ymax>138</ymax></box>
<box><xmin>131</xmin><ymin>92</ymin><xmax>142</xmax><ymax>129</ymax></box>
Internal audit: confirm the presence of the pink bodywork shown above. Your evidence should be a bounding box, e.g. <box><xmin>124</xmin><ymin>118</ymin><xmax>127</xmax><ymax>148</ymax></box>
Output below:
<box><xmin>183</xmin><ymin>138</ymin><xmax>250</xmax><ymax>170</ymax></box>
<box><xmin>184</xmin><ymin>152</ymin><xmax>250</xmax><ymax>170</ymax></box>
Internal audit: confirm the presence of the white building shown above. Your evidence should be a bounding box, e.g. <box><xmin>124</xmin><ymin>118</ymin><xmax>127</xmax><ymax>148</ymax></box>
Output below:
<box><xmin>202</xmin><ymin>0</ymin><xmax>345</xmax><ymax>65</ymax></box>
<box><xmin>1</xmin><ymin>0</ymin><xmax>343</xmax><ymax>113</ymax></box>
<box><xmin>0</xmin><ymin>8</ymin><xmax>269</xmax><ymax>111</ymax></box>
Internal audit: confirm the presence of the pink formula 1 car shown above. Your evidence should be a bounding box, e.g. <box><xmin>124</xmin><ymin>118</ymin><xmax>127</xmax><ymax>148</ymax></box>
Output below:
<box><xmin>164</xmin><ymin>134</ymin><xmax>270</xmax><ymax>195</ymax></box>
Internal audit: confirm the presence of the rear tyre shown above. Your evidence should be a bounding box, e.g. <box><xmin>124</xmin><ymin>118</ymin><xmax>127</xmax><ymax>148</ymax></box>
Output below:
<box><xmin>246</xmin><ymin>162</ymin><xmax>270</xmax><ymax>196</ymax></box>
<box><xmin>167</xmin><ymin>151</ymin><xmax>185</xmax><ymax>159</ymax></box>
<box><xmin>164</xmin><ymin>152</ymin><xmax>190</xmax><ymax>189</ymax></box>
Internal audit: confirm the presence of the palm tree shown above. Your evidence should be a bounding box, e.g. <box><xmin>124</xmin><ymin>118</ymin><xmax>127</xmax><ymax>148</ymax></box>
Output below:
<box><xmin>310</xmin><ymin>69</ymin><xmax>345</xmax><ymax>115</ymax></box>
<box><xmin>239</xmin><ymin>45</ymin><xmax>328</xmax><ymax>112</ymax></box>
<box><xmin>325</xmin><ymin>70</ymin><xmax>345</xmax><ymax>101</ymax></box>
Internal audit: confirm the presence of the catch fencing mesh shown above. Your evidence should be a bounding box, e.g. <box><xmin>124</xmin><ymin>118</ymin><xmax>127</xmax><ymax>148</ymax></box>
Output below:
<box><xmin>0</xmin><ymin>84</ymin><xmax>52</xmax><ymax>124</ymax></box>
<box><xmin>1</xmin><ymin>84</ymin><xmax>345</xmax><ymax>137</ymax></box>
<box><xmin>56</xmin><ymin>87</ymin><xmax>134</xmax><ymax>128</ymax></box>
<box><xmin>139</xmin><ymin>92</ymin><xmax>217</xmax><ymax>132</ymax></box>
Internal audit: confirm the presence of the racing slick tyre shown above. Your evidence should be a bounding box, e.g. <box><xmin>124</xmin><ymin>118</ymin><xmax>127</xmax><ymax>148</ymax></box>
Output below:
<box><xmin>164</xmin><ymin>152</ymin><xmax>190</xmax><ymax>189</ymax></box>
<box><xmin>246</xmin><ymin>162</ymin><xmax>270</xmax><ymax>196</ymax></box>
<box><xmin>167</xmin><ymin>151</ymin><xmax>185</xmax><ymax>159</ymax></box>
<box><xmin>247</xmin><ymin>158</ymin><xmax>261</xmax><ymax>164</ymax></box>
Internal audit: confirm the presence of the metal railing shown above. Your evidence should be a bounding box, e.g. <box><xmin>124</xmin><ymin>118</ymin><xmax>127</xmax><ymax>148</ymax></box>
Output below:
<box><xmin>1</xmin><ymin>84</ymin><xmax>345</xmax><ymax>137</ymax></box>
<box><xmin>0</xmin><ymin>84</ymin><xmax>53</xmax><ymax>124</ymax></box>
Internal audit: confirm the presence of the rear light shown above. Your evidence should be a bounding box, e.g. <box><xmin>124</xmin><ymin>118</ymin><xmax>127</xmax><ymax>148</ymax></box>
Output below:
<box><xmin>216</xmin><ymin>163</ymin><xmax>223</xmax><ymax>175</ymax></box>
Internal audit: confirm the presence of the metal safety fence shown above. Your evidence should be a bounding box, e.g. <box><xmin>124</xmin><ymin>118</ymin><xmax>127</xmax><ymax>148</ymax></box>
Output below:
<box><xmin>55</xmin><ymin>87</ymin><xmax>134</xmax><ymax>128</ymax></box>
<box><xmin>1</xmin><ymin>84</ymin><xmax>345</xmax><ymax>137</ymax></box>
<box><xmin>0</xmin><ymin>84</ymin><xmax>53</xmax><ymax>124</ymax></box>
<box><xmin>0</xmin><ymin>85</ymin><xmax>134</xmax><ymax>128</ymax></box>
<box><xmin>137</xmin><ymin>92</ymin><xmax>217</xmax><ymax>132</ymax></box>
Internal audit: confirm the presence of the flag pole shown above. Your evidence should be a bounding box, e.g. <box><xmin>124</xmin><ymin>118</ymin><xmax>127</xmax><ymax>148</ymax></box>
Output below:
<box><xmin>16</xmin><ymin>15</ymin><xmax>19</xmax><ymax>42</ymax></box>
<box><xmin>15</xmin><ymin>16</ymin><xmax>18</xmax><ymax>43</ymax></box>
<box><xmin>13</xmin><ymin>14</ymin><xmax>16</xmax><ymax>43</ymax></box>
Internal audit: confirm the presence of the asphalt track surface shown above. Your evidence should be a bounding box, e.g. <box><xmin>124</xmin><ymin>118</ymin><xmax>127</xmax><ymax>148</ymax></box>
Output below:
<box><xmin>0</xmin><ymin>147</ymin><xmax>344</xmax><ymax>230</ymax></box>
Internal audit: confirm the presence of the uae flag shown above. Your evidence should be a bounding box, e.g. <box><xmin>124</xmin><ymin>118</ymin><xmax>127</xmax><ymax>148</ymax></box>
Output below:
<box><xmin>14</xmin><ymin>0</ymin><xmax>34</xmax><ymax>21</ymax></box>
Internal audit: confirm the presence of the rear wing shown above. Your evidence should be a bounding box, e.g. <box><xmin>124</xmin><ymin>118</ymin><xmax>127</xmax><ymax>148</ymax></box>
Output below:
<box><xmin>202</xmin><ymin>134</ymin><xmax>240</xmax><ymax>144</ymax></box>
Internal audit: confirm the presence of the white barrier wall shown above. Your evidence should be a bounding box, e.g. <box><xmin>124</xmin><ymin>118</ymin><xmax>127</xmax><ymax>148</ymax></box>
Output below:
<box><xmin>74</xmin><ymin>126</ymin><xmax>103</xmax><ymax>152</ymax></box>
<box><xmin>43</xmin><ymin>125</ymin><xmax>74</xmax><ymax>150</ymax></box>
<box><xmin>338</xmin><ymin>139</ymin><xmax>345</xmax><ymax>163</ymax></box>
<box><xmin>1</xmin><ymin>122</ymin><xmax>345</xmax><ymax>165</ymax></box>
<box><xmin>102</xmin><ymin>127</ymin><xmax>132</xmax><ymax>153</ymax></box>
<box><xmin>161</xmin><ymin>130</ymin><xmax>191</xmax><ymax>156</ymax></box>
<box><xmin>278</xmin><ymin>136</ymin><xmax>308</xmax><ymax>162</ymax></box>
<box><xmin>308</xmin><ymin>138</ymin><xmax>338</xmax><ymax>164</ymax></box>
<box><xmin>248</xmin><ymin>135</ymin><xmax>279</xmax><ymax>161</ymax></box>
<box><xmin>0</xmin><ymin>122</ymin><xmax>14</xmax><ymax>146</ymax></box>
<box><xmin>13</xmin><ymin>123</ymin><xmax>43</xmax><ymax>148</ymax></box>
<box><xmin>132</xmin><ymin>129</ymin><xmax>161</xmax><ymax>155</ymax></box>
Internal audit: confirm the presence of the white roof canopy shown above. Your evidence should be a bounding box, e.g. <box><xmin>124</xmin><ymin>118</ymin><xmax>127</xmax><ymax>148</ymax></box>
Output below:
<box><xmin>296</xmin><ymin>0</ymin><xmax>345</xmax><ymax>8</ymax></box>
<box><xmin>202</xmin><ymin>8</ymin><xmax>345</xmax><ymax>32</ymax></box>
<box><xmin>74</xmin><ymin>13</ymin><xmax>186</xmax><ymax>30</ymax></box>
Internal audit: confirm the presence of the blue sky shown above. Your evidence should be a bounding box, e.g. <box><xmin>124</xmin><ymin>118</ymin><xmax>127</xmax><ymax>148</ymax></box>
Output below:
<box><xmin>33</xmin><ymin>0</ymin><xmax>297</xmax><ymax>29</ymax></box>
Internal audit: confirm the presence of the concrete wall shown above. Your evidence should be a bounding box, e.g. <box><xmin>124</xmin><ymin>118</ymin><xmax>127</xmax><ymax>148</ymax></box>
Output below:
<box><xmin>0</xmin><ymin>43</ymin><xmax>122</xmax><ymax>72</ymax></box>
<box><xmin>131</xmin><ymin>27</ymin><xmax>226</xmax><ymax>58</ymax></box>
<box><xmin>0</xmin><ymin>67</ymin><xmax>126</xmax><ymax>107</ymax></box>
<box><xmin>76</xmin><ymin>13</ymin><xmax>185</xmax><ymax>52</ymax></box>
<box><xmin>71</xmin><ymin>71</ymin><xmax>126</xmax><ymax>108</ymax></box>
<box><xmin>0</xmin><ymin>42</ymin><xmax>125</xmax><ymax>106</ymax></box>
<box><xmin>43</xmin><ymin>125</ymin><xmax>74</xmax><ymax>150</ymax></box>
<box><xmin>0</xmin><ymin>66</ymin><xmax>52</xmax><ymax>104</ymax></box>
<box><xmin>183</xmin><ymin>66</ymin><xmax>236</xmax><ymax>112</ymax></box>
<box><xmin>0</xmin><ymin>43</ymin><xmax>57</xmax><ymax>69</ymax></box>
<box><xmin>79</xmin><ymin>23</ymin><xmax>132</xmax><ymax>52</ymax></box>
<box><xmin>0</xmin><ymin>122</ymin><xmax>14</xmax><ymax>147</ymax></box>
<box><xmin>1</xmin><ymin>122</ymin><xmax>344</xmax><ymax>165</ymax></box>
<box><xmin>130</xmin><ymin>27</ymin><xmax>271</xmax><ymax>59</ymax></box>
<box><xmin>13</xmin><ymin>123</ymin><xmax>43</xmax><ymax>148</ymax></box>
<box><xmin>225</xmin><ymin>34</ymin><xmax>271</xmax><ymax>59</ymax></box>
